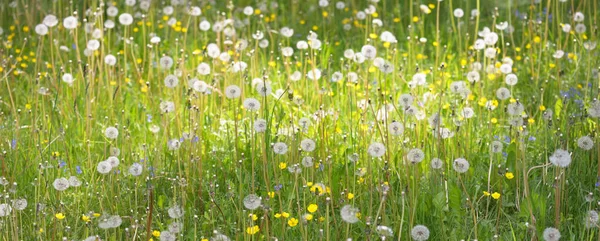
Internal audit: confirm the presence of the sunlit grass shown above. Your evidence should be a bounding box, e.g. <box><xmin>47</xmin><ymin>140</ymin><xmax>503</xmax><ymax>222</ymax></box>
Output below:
<box><xmin>0</xmin><ymin>0</ymin><xmax>599</xmax><ymax>240</ymax></box>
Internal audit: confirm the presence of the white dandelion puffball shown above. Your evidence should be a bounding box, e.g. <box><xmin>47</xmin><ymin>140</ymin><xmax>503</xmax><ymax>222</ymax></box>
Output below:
<box><xmin>68</xmin><ymin>176</ymin><xmax>82</xmax><ymax>187</ymax></box>
<box><xmin>164</xmin><ymin>74</ymin><xmax>179</xmax><ymax>88</ymax></box>
<box><xmin>35</xmin><ymin>24</ymin><xmax>48</xmax><ymax>35</ymax></box>
<box><xmin>300</xmin><ymin>138</ymin><xmax>316</xmax><ymax>152</ymax></box>
<box><xmin>453</xmin><ymin>158</ymin><xmax>470</xmax><ymax>173</ymax></box>
<box><xmin>104</xmin><ymin>54</ymin><xmax>117</xmax><ymax>66</ymax></box>
<box><xmin>129</xmin><ymin>163</ymin><xmax>143</xmax><ymax>176</ymax></box>
<box><xmin>411</xmin><ymin>225</ymin><xmax>430</xmax><ymax>241</ymax></box>
<box><xmin>254</xmin><ymin>119</ymin><xmax>267</xmax><ymax>133</ymax></box>
<box><xmin>340</xmin><ymin>205</ymin><xmax>359</xmax><ymax>223</ymax></box>
<box><xmin>63</xmin><ymin>16</ymin><xmax>78</xmax><ymax>29</ymax></box>
<box><xmin>106</xmin><ymin>156</ymin><xmax>120</xmax><ymax>168</ymax></box>
<box><xmin>588</xmin><ymin>100</ymin><xmax>600</xmax><ymax>118</ymax></box>
<box><xmin>273</xmin><ymin>142</ymin><xmax>288</xmax><ymax>155</ymax></box>
<box><xmin>430</xmin><ymin>158</ymin><xmax>443</xmax><ymax>169</ymax></box>
<box><xmin>453</xmin><ymin>8</ymin><xmax>464</xmax><ymax>18</ymax></box>
<box><xmin>243</xmin><ymin>194</ymin><xmax>262</xmax><ymax>210</ymax></box>
<box><xmin>97</xmin><ymin>161</ymin><xmax>112</xmax><ymax>174</ymax></box>
<box><xmin>368</xmin><ymin>142</ymin><xmax>386</xmax><ymax>158</ymax></box>
<box><xmin>62</xmin><ymin>73</ymin><xmax>75</xmax><ymax>86</ymax></box>
<box><xmin>388</xmin><ymin>121</ymin><xmax>404</xmax><ymax>136</ymax></box>
<box><xmin>12</xmin><ymin>198</ymin><xmax>28</xmax><ymax>211</ymax></box>
<box><xmin>53</xmin><ymin>177</ymin><xmax>70</xmax><ymax>191</ymax></box>
<box><xmin>224</xmin><ymin>85</ymin><xmax>241</xmax><ymax>99</ymax></box>
<box><xmin>361</xmin><ymin>44</ymin><xmax>377</xmax><ymax>59</ymax></box>
<box><xmin>118</xmin><ymin>13</ymin><xmax>134</xmax><ymax>25</ymax></box>
<box><xmin>243</xmin><ymin>98</ymin><xmax>261</xmax><ymax>111</ymax></box>
<box><xmin>43</xmin><ymin>14</ymin><xmax>59</xmax><ymax>27</ymax></box>
<box><xmin>307</xmin><ymin>68</ymin><xmax>322</xmax><ymax>80</ymax></box>
<box><xmin>549</xmin><ymin>149</ymin><xmax>571</xmax><ymax>167</ymax></box>
<box><xmin>168</xmin><ymin>205</ymin><xmax>184</xmax><ymax>219</ymax></box>
<box><xmin>407</xmin><ymin>148</ymin><xmax>425</xmax><ymax>164</ymax></box>
<box><xmin>0</xmin><ymin>203</ymin><xmax>11</xmax><ymax>217</ymax></box>
<box><xmin>197</xmin><ymin>62</ymin><xmax>211</xmax><ymax>75</ymax></box>
<box><xmin>543</xmin><ymin>227</ymin><xmax>561</xmax><ymax>241</ymax></box>
<box><xmin>577</xmin><ymin>136</ymin><xmax>594</xmax><ymax>150</ymax></box>
<box><xmin>105</xmin><ymin>126</ymin><xmax>119</xmax><ymax>139</ymax></box>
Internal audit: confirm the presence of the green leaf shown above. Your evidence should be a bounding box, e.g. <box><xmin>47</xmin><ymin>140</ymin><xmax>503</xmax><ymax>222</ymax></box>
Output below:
<box><xmin>554</xmin><ymin>98</ymin><xmax>562</xmax><ymax>119</ymax></box>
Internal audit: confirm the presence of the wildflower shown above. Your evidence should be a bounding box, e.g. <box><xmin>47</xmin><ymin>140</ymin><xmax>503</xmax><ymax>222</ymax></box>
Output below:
<box><xmin>505</xmin><ymin>172</ymin><xmax>514</xmax><ymax>180</ymax></box>
<box><xmin>278</xmin><ymin>162</ymin><xmax>287</xmax><ymax>169</ymax></box>
<box><xmin>55</xmin><ymin>213</ymin><xmax>65</xmax><ymax>220</ymax></box>
<box><xmin>288</xmin><ymin>217</ymin><xmax>299</xmax><ymax>227</ymax></box>
<box><xmin>167</xmin><ymin>205</ymin><xmax>184</xmax><ymax>219</ymax></box>
<box><xmin>407</xmin><ymin>148</ymin><xmax>425</xmax><ymax>164</ymax></box>
<box><xmin>307</xmin><ymin>204</ymin><xmax>318</xmax><ymax>213</ymax></box>
<box><xmin>53</xmin><ymin>177</ymin><xmax>70</xmax><ymax>191</ymax></box>
<box><xmin>340</xmin><ymin>205</ymin><xmax>359</xmax><ymax>223</ymax></box>
<box><xmin>152</xmin><ymin>230</ymin><xmax>161</xmax><ymax>237</ymax></box>
<box><xmin>430</xmin><ymin>158</ymin><xmax>443</xmax><ymax>169</ymax></box>
<box><xmin>367</xmin><ymin>142</ymin><xmax>386</xmax><ymax>158</ymax></box>
<box><xmin>160</xmin><ymin>230</ymin><xmax>176</xmax><ymax>241</ymax></box>
<box><xmin>63</xmin><ymin>16</ymin><xmax>78</xmax><ymax>29</ymax></box>
<box><xmin>243</xmin><ymin>98</ymin><xmax>261</xmax><ymax>111</ymax></box>
<box><xmin>411</xmin><ymin>225</ymin><xmax>430</xmax><ymax>241</ymax></box>
<box><xmin>542</xmin><ymin>227</ymin><xmax>561</xmax><ymax>241</ymax></box>
<box><xmin>577</xmin><ymin>136</ymin><xmax>594</xmax><ymax>150</ymax></box>
<box><xmin>97</xmin><ymin>161</ymin><xmax>112</xmax><ymax>174</ymax></box>
<box><xmin>549</xmin><ymin>149</ymin><xmax>572</xmax><ymax>167</ymax></box>
<box><xmin>453</xmin><ymin>158</ymin><xmax>470</xmax><ymax>173</ymax></box>
<box><xmin>303</xmin><ymin>213</ymin><xmax>313</xmax><ymax>221</ymax></box>
<box><xmin>243</xmin><ymin>194</ymin><xmax>262</xmax><ymax>210</ymax></box>
<box><xmin>483</xmin><ymin>191</ymin><xmax>490</xmax><ymax>196</ymax></box>
<box><xmin>104</xmin><ymin>127</ymin><xmax>119</xmax><ymax>139</ymax></box>
<box><xmin>376</xmin><ymin>225</ymin><xmax>394</xmax><ymax>237</ymax></box>
<box><xmin>491</xmin><ymin>192</ymin><xmax>501</xmax><ymax>199</ymax></box>
<box><xmin>82</xmin><ymin>215</ymin><xmax>91</xmax><ymax>223</ymax></box>
<box><xmin>0</xmin><ymin>204</ymin><xmax>12</xmax><ymax>217</ymax></box>
<box><xmin>347</xmin><ymin>193</ymin><xmax>354</xmax><ymax>200</ymax></box>
<box><xmin>246</xmin><ymin>225</ymin><xmax>260</xmax><ymax>235</ymax></box>
<box><xmin>273</xmin><ymin>142</ymin><xmax>288</xmax><ymax>155</ymax></box>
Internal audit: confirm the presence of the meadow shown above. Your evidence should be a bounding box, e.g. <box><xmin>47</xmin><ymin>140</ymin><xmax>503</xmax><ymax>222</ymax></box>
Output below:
<box><xmin>0</xmin><ymin>0</ymin><xmax>599</xmax><ymax>240</ymax></box>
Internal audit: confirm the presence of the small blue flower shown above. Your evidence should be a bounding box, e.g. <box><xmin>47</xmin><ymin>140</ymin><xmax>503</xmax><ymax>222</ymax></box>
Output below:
<box><xmin>76</xmin><ymin>166</ymin><xmax>82</xmax><ymax>174</ymax></box>
<box><xmin>11</xmin><ymin>139</ymin><xmax>16</xmax><ymax>149</ymax></box>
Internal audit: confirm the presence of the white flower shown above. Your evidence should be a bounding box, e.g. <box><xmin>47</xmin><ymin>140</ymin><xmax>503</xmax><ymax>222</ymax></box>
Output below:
<box><xmin>411</xmin><ymin>225</ymin><xmax>430</xmax><ymax>241</ymax></box>
<box><xmin>549</xmin><ymin>149</ymin><xmax>571</xmax><ymax>167</ymax></box>
<box><xmin>543</xmin><ymin>227</ymin><xmax>561</xmax><ymax>241</ymax></box>
<box><xmin>243</xmin><ymin>194</ymin><xmax>262</xmax><ymax>210</ymax></box>
<box><xmin>577</xmin><ymin>136</ymin><xmax>594</xmax><ymax>150</ymax></box>
<box><xmin>35</xmin><ymin>24</ymin><xmax>48</xmax><ymax>35</ymax></box>
<box><xmin>63</xmin><ymin>16</ymin><xmax>78</xmax><ymax>29</ymax></box>
<box><xmin>97</xmin><ymin>161</ymin><xmax>112</xmax><ymax>174</ymax></box>
<box><xmin>243</xmin><ymin>98</ymin><xmax>261</xmax><ymax>111</ymax></box>
<box><xmin>407</xmin><ymin>148</ymin><xmax>425</xmax><ymax>164</ymax></box>
<box><xmin>273</xmin><ymin>142</ymin><xmax>288</xmax><ymax>155</ymax></box>
<box><xmin>453</xmin><ymin>8</ymin><xmax>464</xmax><ymax>18</ymax></box>
<box><xmin>368</xmin><ymin>142</ymin><xmax>386</xmax><ymax>158</ymax></box>
<box><xmin>197</xmin><ymin>62</ymin><xmax>211</xmax><ymax>75</ymax></box>
<box><xmin>105</xmin><ymin>127</ymin><xmax>119</xmax><ymax>139</ymax></box>
<box><xmin>129</xmin><ymin>163</ymin><xmax>143</xmax><ymax>176</ymax></box>
<box><xmin>300</xmin><ymin>139</ymin><xmax>316</xmax><ymax>152</ymax></box>
<box><xmin>453</xmin><ymin>158</ymin><xmax>470</xmax><ymax>173</ymax></box>
<box><xmin>53</xmin><ymin>177</ymin><xmax>70</xmax><ymax>191</ymax></box>
<box><xmin>361</xmin><ymin>45</ymin><xmax>377</xmax><ymax>59</ymax></box>
<box><xmin>340</xmin><ymin>205</ymin><xmax>359</xmax><ymax>223</ymax></box>
<box><xmin>0</xmin><ymin>203</ymin><xmax>12</xmax><ymax>217</ymax></box>
<box><xmin>118</xmin><ymin>13</ymin><xmax>133</xmax><ymax>25</ymax></box>
<box><xmin>225</xmin><ymin>85</ymin><xmax>241</xmax><ymax>99</ymax></box>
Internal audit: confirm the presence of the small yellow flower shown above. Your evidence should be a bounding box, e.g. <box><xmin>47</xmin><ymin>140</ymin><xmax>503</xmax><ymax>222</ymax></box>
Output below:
<box><xmin>491</xmin><ymin>118</ymin><xmax>498</xmax><ymax>124</ymax></box>
<box><xmin>483</xmin><ymin>191</ymin><xmax>490</xmax><ymax>196</ymax></box>
<box><xmin>282</xmin><ymin>212</ymin><xmax>290</xmax><ymax>218</ymax></box>
<box><xmin>152</xmin><ymin>230</ymin><xmax>161</xmax><ymax>237</ymax></box>
<box><xmin>288</xmin><ymin>217</ymin><xmax>299</xmax><ymax>227</ymax></box>
<box><xmin>278</xmin><ymin>162</ymin><xmax>287</xmax><ymax>169</ymax></box>
<box><xmin>82</xmin><ymin>215</ymin><xmax>90</xmax><ymax>222</ymax></box>
<box><xmin>93</xmin><ymin>213</ymin><xmax>101</xmax><ymax>217</ymax></box>
<box><xmin>251</xmin><ymin>214</ymin><xmax>258</xmax><ymax>221</ymax></box>
<box><xmin>491</xmin><ymin>192</ymin><xmax>501</xmax><ymax>200</ymax></box>
<box><xmin>268</xmin><ymin>191</ymin><xmax>275</xmax><ymax>198</ymax></box>
<box><xmin>275</xmin><ymin>213</ymin><xmax>282</xmax><ymax>218</ymax></box>
<box><xmin>347</xmin><ymin>192</ymin><xmax>354</xmax><ymax>200</ymax></box>
<box><xmin>246</xmin><ymin>225</ymin><xmax>260</xmax><ymax>235</ymax></box>
<box><xmin>505</xmin><ymin>172</ymin><xmax>514</xmax><ymax>180</ymax></box>
<box><xmin>307</xmin><ymin>204</ymin><xmax>318</xmax><ymax>213</ymax></box>
<box><xmin>304</xmin><ymin>213</ymin><xmax>313</xmax><ymax>221</ymax></box>
<box><xmin>55</xmin><ymin>213</ymin><xmax>65</xmax><ymax>220</ymax></box>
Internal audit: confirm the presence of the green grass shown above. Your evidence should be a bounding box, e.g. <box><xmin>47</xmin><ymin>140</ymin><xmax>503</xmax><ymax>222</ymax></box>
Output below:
<box><xmin>0</xmin><ymin>0</ymin><xmax>599</xmax><ymax>240</ymax></box>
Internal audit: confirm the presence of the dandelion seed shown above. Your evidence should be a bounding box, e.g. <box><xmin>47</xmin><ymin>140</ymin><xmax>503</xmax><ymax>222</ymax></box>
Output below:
<box><xmin>243</xmin><ymin>194</ymin><xmax>262</xmax><ymax>210</ymax></box>
<box><xmin>368</xmin><ymin>142</ymin><xmax>386</xmax><ymax>158</ymax></box>
<box><xmin>53</xmin><ymin>177</ymin><xmax>70</xmax><ymax>191</ymax></box>
<box><xmin>300</xmin><ymin>139</ymin><xmax>316</xmax><ymax>152</ymax></box>
<box><xmin>411</xmin><ymin>225</ymin><xmax>430</xmax><ymax>241</ymax></box>
<box><xmin>549</xmin><ymin>149</ymin><xmax>571</xmax><ymax>167</ymax></box>
<box><xmin>224</xmin><ymin>85</ymin><xmax>241</xmax><ymax>99</ymax></box>
<box><xmin>376</xmin><ymin>225</ymin><xmax>394</xmax><ymax>237</ymax></box>
<box><xmin>118</xmin><ymin>13</ymin><xmax>134</xmax><ymax>25</ymax></box>
<box><xmin>273</xmin><ymin>142</ymin><xmax>288</xmax><ymax>155</ymax></box>
<box><xmin>542</xmin><ymin>227</ymin><xmax>561</xmax><ymax>241</ymax></box>
<box><xmin>160</xmin><ymin>230</ymin><xmax>176</xmax><ymax>241</ymax></box>
<box><xmin>12</xmin><ymin>198</ymin><xmax>27</xmax><ymax>211</ymax></box>
<box><xmin>63</xmin><ymin>16</ymin><xmax>78</xmax><ymax>29</ymax></box>
<box><xmin>0</xmin><ymin>203</ymin><xmax>11</xmax><ymax>217</ymax></box>
<box><xmin>577</xmin><ymin>136</ymin><xmax>594</xmax><ymax>150</ymax></box>
<box><xmin>407</xmin><ymin>148</ymin><xmax>425</xmax><ymax>164</ymax></box>
<box><xmin>453</xmin><ymin>158</ymin><xmax>470</xmax><ymax>173</ymax></box>
<box><xmin>243</xmin><ymin>98</ymin><xmax>261</xmax><ymax>111</ymax></box>
<box><xmin>97</xmin><ymin>161</ymin><xmax>112</xmax><ymax>174</ymax></box>
<box><xmin>68</xmin><ymin>176</ymin><xmax>82</xmax><ymax>187</ymax></box>
<box><xmin>340</xmin><ymin>205</ymin><xmax>359</xmax><ymax>223</ymax></box>
<box><xmin>167</xmin><ymin>205</ymin><xmax>184</xmax><ymax>219</ymax></box>
<box><xmin>104</xmin><ymin>127</ymin><xmax>118</xmax><ymax>139</ymax></box>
